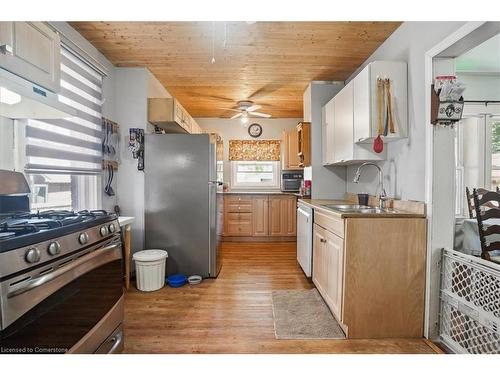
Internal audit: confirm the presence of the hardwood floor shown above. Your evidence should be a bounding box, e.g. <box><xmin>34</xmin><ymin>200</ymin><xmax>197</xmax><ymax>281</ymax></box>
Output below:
<box><xmin>123</xmin><ymin>242</ymin><xmax>438</xmax><ymax>354</ymax></box>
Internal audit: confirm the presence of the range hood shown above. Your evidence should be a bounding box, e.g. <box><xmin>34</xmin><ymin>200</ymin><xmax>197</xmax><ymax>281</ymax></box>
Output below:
<box><xmin>0</xmin><ymin>68</ymin><xmax>77</xmax><ymax>120</ymax></box>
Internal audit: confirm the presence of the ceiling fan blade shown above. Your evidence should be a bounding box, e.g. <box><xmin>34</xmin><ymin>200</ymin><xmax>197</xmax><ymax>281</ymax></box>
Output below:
<box><xmin>230</xmin><ymin>112</ymin><xmax>243</xmax><ymax>119</ymax></box>
<box><xmin>246</xmin><ymin>104</ymin><xmax>261</xmax><ymax>112</ymax></box>
<box><xmin>249</xmin><ymin>111</ymin><xmax>271</xmax><ymax>118</ymax></box>
<box><xmin>218</xmin><ymin>108</ymin><xmax>241</xmax><ymax>112</ymax></box>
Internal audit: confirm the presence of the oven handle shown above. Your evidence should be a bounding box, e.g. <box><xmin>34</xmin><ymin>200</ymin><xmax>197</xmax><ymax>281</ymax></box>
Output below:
<box><xmin>7</xmin><ymin>239</ymin><xmax>122</xmax><ymax>298</ymax></box>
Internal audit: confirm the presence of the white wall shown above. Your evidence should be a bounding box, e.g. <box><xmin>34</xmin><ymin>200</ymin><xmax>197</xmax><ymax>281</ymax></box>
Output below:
<box><xmin>114</xmin><ymin>67</ymin><xmax>170</xmax><ymax>255</ymax></box>
<box><xmin>196</xmin><ymin>117</ymin><xmax>301</xmax><ymax>188</ymax></box>
<box><xmin>307</xmin><ymin>82</ymin><xmax>346</xmax><ymax>199</ymax></box>
<box><xmin>344</xmin><ymin>21</ymin><xmax>466</xmax><ymax>201</ymax></box>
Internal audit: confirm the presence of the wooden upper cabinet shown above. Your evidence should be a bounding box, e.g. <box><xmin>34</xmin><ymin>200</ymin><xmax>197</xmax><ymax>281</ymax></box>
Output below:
<box><xmin>252</xmin><ymin>196</ymin><xmax>269</xmax><ymax>236</ymax></box>
<box><xmin>297</xmin><ymin>122</ymin><xmax>311</xmax><ymax>167</ymax></box>
<box><xmin>0</xmin><ymin>22</ymin><xmax>61</xmax><ymax>92</ymax></box>
<box><xmin>148</xmin><ymin>97</ymin><xmax>198</xmax><ymax>134</ymax></box>
<box><xmin>269</xmin><ymin>195</ymin><xmax>297</xmax><ymax>237</ymax></box>
<box><xmin>281</xmin><ymin>129</ymin><xmax>301</xmax><ymax>170</ymax></box>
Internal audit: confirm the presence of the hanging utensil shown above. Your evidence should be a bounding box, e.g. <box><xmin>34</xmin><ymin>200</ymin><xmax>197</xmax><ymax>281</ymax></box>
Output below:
<box><xmin>373</xmin><ymin>77</ymin><xmax>384</xmax><ymax>154</ymax></box>
<box><xmin>104</xmin><ymin>164</ymin><xmax>115</xmax><ymax>196</ymax></box>
<box><xmin>101</xmin><ymin>119</ymin><xmax>107</xmax><ymax>154</ymax></box>
<box><xmin>385</xmin><ymin>78</ymin><xmax>396</xmax><ymax>134</ymax></box>
<box><xmin>109</xmin><ymin>122</ymin><xmax>116</xmax><ymax>156</ymax></box>
<box><xmin>107</xmin><ymin>164</ymin><xmax>115</xmax><ymax>196</ymax></box>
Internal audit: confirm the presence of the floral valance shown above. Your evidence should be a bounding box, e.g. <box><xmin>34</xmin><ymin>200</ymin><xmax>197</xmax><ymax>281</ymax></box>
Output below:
<box><xmin>229</xmin><ymin>140</ymin><xmax>281</xmax><ymax>161</ymax></box>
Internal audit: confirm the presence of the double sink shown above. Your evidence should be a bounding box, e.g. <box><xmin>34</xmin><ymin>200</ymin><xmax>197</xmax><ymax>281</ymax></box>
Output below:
<box><xmin>321</xmin><ymin>204</ymin><xmax>397</xmax><ymax>214</ymax></box>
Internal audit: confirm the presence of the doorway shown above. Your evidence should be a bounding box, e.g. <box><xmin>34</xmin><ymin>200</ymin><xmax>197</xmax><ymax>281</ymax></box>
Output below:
<box><xmin>424</xmin><ymin>22</ymin><xmax>500</xmax><ymax>348</ymax></box>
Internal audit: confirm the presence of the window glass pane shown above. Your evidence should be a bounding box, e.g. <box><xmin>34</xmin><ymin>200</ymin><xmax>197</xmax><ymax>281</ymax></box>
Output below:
<box><xmin>27</xmin><ymin>174</ymin><xmax>99</xmax><ymax>212</ymax></box>
<box><xmin>231</xmin><ymin>161</ymin><xmax>279</xmax><ymax>188</ymax></box>
<box><xmin>491</xmin><ymin>119</ymin><xmax>500</xmax><ymax>189</ymax></box>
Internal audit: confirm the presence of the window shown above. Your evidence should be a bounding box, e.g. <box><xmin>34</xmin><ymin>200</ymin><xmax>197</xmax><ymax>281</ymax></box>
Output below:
<box><xmin>454</xmin><ymin>115</ymin><xmax>500</xmax><ymax>217</ymax></box>
<box><xmin>488</xmin><ymin>118</ymin><xmax>500</xmax><ymax>189</ymax></box>
<box><xmin>230</xmin><ymin>161</ymin><xmax>280</xmax><ymax>189</ymax></box>
<box><xmin>18</xmin><ymin>46</ymin><xmax>104</xmax><ymax>212</ymax></box>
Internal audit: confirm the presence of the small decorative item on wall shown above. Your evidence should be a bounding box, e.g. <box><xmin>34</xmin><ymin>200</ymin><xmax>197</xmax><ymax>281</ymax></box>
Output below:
<box><xmin>128</xmin><ymin>128</ymin><xmax>145</xmax><ymax>170</ymax></box>
<box><xmin>431</xmin><ymin>76</ymin><xmax>466</xmax><ymax>126</ymax></box>
<box><xmin>248</xmin><ymin>123</ymin><xmax>263</xmax><ymax>138</ymax></box>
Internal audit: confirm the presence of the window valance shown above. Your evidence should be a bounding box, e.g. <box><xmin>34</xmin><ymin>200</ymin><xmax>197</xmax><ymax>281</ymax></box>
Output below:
<box><xmin>228</xmin><ymin>140</ymin><xmax>281</xmax><ymax>161</ymax></box>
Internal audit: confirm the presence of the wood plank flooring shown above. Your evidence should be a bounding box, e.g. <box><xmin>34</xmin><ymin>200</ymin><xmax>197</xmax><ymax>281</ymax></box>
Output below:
<box><xmin>123</xmin><ymin>242</ymin><xmax>438</xmax><ymax>354</ymax></box>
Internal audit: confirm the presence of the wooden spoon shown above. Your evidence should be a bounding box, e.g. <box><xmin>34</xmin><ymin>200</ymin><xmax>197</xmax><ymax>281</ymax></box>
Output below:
<box><xmin>373</xmin><ymin>77</ymin><xmax>384</xmax><ymax>153</ymax></box>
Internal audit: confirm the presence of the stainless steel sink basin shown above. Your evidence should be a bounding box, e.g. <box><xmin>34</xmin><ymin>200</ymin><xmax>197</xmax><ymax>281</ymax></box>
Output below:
<box><xmin>322</xmin><ymin>204</ymin><xmax>371</xmax><ymax>210</ymax></box>
<box><xmin>321</xmin><ymin>204</ymin><xmax>397</xmax><ymax>214</ymax></box>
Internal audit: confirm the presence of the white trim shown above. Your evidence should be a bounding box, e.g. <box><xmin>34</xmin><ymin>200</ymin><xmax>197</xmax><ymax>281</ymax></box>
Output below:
<box><xmin>423</xmin><ymin>21</ymin><xmax>487</xmax><ymax>339</ymax></box>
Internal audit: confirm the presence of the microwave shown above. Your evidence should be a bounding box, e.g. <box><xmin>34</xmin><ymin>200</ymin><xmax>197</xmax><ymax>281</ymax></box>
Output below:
<box><xmin>281</xmin><ymin>170</ymin><xmax>303</xmax><ymax>192</ymax></box>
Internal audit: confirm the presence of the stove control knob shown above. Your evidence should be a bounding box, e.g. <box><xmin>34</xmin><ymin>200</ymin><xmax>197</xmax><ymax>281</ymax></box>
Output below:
<box><xmin>78</xmin><ymin>232</ymin><xmax>89</xmax><ymax>245</ymax></box>
<box><xmin>108</xmin><ymin>223</ymin><xmax>116</xmax><ymax>233</ymax></box>
<box><xmin>100</xmin><ymin>226</ymin><xmax>109</xmax><ymax>237</ymax></box>
<box><xmin>25</xmin><ymin>248</ymin><xmax>41</xmax><ymax>263</ymax></box>
<box><xmin>48</xmin><ymin>241</ymin><xmax>61</xmax><ymax>256</ymax></box>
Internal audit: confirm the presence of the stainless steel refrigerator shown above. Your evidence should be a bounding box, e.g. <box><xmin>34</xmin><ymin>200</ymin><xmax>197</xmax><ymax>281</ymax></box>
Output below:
<box><xmin>144</xmin><ymin>133</ymin><xmax>222</xmax><ymax>278</ymax></box>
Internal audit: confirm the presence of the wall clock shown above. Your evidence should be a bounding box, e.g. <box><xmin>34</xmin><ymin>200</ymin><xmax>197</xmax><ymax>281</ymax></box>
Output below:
<box><xmin>248</xmin><ymin>123</ymin><xmax>262</xmax><ymax>138</ymax></box>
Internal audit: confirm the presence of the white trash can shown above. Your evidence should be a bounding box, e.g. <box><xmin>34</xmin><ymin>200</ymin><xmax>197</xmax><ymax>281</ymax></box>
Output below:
<box><xmin>133</xmin><ymin>249</ymin><xmax>168</xmax><ymax>292</ymax></box>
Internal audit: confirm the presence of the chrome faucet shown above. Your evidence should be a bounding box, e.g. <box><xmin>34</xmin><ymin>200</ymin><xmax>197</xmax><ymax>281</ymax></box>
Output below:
<box><xmin>353</xmin><ymin>162</ymin><xmax>388</xmax><ymax>209</ymax></box>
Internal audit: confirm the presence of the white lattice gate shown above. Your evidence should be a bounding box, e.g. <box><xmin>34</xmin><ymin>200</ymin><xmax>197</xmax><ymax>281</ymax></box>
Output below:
<box><xmin>440</xmin><ymin>249</ymin><xmax>500</xmax><ymax>353</ymax></box>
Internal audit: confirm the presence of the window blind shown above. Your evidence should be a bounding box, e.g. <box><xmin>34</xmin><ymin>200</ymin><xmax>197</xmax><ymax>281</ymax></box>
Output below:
<box><xmin>25</xmin><ymin>47</ymin><xmax>103</xmax><ymax>175</ymax></box>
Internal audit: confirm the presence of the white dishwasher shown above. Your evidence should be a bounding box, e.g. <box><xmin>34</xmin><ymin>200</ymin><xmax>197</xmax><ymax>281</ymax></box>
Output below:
<box><xmin>297</xmin><ymin>202</ymin><xmax>313</xmax><ymax>277</ymax></box>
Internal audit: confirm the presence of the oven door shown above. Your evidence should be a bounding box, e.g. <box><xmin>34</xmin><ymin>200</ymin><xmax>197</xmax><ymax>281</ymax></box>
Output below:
<box><xmin>0</xmin><ymin>235</ymin><xmax>123</xmax><ymax>354</ymax></box>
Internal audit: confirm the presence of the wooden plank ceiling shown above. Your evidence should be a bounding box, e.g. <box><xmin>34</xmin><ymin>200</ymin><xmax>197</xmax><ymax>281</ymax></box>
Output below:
<box><xmin>70</xmin><ymin>22</ymin><xmax>401</xmax><ymax>118</ymax></box>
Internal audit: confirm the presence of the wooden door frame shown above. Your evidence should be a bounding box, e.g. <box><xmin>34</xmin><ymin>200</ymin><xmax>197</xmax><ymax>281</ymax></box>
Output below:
<box><xmin>423</xmin><ymin>21</ymin><xmax>487</xmax><ymax>339</ymax></box>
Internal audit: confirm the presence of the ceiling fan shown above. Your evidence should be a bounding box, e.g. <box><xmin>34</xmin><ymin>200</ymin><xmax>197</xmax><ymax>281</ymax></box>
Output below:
<box><xmin>224</xmin><ymin>100</ymin><xmax>271</xmax><ymax>121</ymax></box>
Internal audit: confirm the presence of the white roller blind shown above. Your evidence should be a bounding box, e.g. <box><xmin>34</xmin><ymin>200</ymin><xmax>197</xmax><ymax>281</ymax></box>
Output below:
<box><xmin>25</xmin><ymin>47</ymin><xmax>104</xmax><ymax>175</ymax></box>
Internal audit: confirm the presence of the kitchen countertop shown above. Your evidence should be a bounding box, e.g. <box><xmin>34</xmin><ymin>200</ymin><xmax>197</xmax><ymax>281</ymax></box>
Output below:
<box><xmin>298</xmin><ymin>199</ymin><xmax>426</xmax><ymax>218</ymax></box>
<box><xmin>220</xmin><ymin>191</ymin><xmax>297</xmax><ymax>196</ymax></box>
<box><xmin>118</xmin><ymin>216</ymin><xmax>135</xmax><ymax>227</ymax></box>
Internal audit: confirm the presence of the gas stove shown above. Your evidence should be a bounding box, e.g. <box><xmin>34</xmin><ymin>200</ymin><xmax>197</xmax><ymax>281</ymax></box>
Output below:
<box><xmin>0</xmin><ymin>170</ymin><xmax>124</xmax><ymax>354</ymax></box>
<box><xmin>0</xmin><ymin>209</ymin><xmax>118</xmax><ymax>253</ymax></box>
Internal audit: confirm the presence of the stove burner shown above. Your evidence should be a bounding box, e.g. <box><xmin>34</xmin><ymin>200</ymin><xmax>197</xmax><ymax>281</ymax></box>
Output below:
<box><xmin>0</xmin><ymin>208</ymin><xmax>117</xmax><ymax>248</ymax></box>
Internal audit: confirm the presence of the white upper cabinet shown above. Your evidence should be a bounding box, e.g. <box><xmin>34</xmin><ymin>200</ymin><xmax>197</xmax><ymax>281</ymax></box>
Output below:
<box><xmin>0</xmin><ymin>22</ymin><xmax>61</xmax><ymax>92</ymax></box>
<box><xmin>353</xmin><ymin>61</ymin><xmax>408</xmax><ymax>143</ymax></box>
<box><xmin>322</xmin><ymin>98</ymin><xmax>335</xmax><ymax>165</ymax></box>
<box><xmin>321</xmin><ymin>60</ymin><xmax>407</xmax><ymax>165</ymax></box>
<box><xmin>333</xmin><ymin>80</ymin><xmax>354</xmax><ymax>164</ymax></box>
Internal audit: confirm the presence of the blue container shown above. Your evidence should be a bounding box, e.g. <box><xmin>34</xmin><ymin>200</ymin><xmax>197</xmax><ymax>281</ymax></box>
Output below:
<box><xmin>167</xmin><ymin>274</ymin><xmax>187</xmax><ymax>288</ymax></box>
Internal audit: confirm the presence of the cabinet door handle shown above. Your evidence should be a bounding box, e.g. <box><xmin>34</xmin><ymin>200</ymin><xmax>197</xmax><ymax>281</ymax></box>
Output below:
<box><xmin>320</xmin><ymin>238</ymin><xmax>327</xmax><ymax>243</ymax></box>
<box><xmin>0</xmin><ymin>44</ymin><xmax>13</xmax><ymax>55</ymax></box>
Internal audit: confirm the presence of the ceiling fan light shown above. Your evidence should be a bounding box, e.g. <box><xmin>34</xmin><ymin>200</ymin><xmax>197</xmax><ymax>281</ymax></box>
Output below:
<box><xmin>241</xmin><ymin>115</ymin><xmax>249</xmax><ymax>124</ymax></box>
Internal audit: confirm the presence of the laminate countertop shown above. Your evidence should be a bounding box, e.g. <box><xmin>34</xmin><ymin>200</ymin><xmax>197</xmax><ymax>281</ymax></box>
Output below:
<box><xmin>298</xmin><ymin>199</ymin><xmax>426</xmax><ymax>218</ymax></box>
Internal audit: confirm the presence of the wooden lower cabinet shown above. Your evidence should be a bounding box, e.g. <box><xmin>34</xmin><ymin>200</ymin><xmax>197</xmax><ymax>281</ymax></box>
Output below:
<box><xmin>312</xmin><ymin>224</ymin><xmax>344</xmax><ymax>323</ymax></box>
<box><xmin>312</xmin><ymin>210</ymin><xmax>427</xmax><ymax>339</ymax></box>
<box><xmin>223</xmin><ymin>194</ymin><xmax>296</xmax><ymax>240</ymax></box>
<box><xmin>269</xmin><ymin>195</ymin><xmax>297</xmax><ymax>237</ymax></box>
<box><xmin>252</xmin><ymin>196</ymin><xmax>269</xmax><ymax>236</ymax></box>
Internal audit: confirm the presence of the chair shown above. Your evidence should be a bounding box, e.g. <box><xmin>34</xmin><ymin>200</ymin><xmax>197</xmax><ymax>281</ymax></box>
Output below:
<box><xmin>472</xmin><ymin>188</ymin><xmax>500</xmax><ymax>263</ymax></box>
<box><xmin>466</xmin><ymin>187</ymin><xmax>497</xmax><ymax>218</ymax></box>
